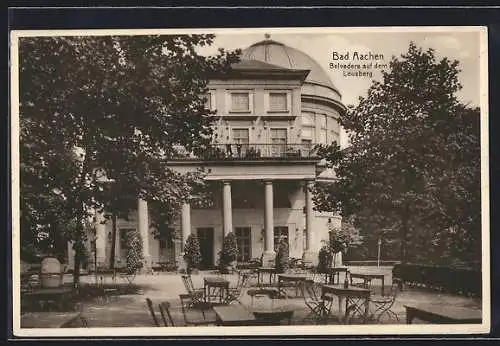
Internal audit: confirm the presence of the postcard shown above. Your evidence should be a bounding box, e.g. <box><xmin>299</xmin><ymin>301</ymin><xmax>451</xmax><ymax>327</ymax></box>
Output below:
<box><xmin>10</xmin><ymin>26</ymin><xmax>489</xmax><ymax>337</ymax></box>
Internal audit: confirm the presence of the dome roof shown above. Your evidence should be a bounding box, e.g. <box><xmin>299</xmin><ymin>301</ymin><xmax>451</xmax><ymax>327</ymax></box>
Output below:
<box><xmin>241</xmin><ymin>38</ymin><xmax>339</xmax><ymax>94</ymax></box>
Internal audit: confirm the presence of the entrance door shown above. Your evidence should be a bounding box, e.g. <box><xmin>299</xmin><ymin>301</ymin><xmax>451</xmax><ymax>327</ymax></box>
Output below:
<box><xmin>196</xmin><ymin>228</ymin><xmax>214</xmax><ymax>269</ymax></box>
<box><xmin>274</xmin><ymin>226</ymin><xmax>289</xmax><ymax>254</ymax></box>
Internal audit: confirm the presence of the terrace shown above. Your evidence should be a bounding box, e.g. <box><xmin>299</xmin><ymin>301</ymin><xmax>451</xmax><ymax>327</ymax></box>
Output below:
<box><xmin>19</xmin><ymin>265</ymin><xmax>482</xmax><ymax>331</ymax></box>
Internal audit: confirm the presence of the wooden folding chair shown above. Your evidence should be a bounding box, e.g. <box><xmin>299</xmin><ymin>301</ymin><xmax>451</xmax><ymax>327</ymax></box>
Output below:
<box><xmin>179</xmin><ymin>294</ymin><xmax>215</xmax><ymax>326</ymax></box>
<box><xmin>369</xmin><ymin>282</ymin><xmax>400</xmax><ymax>323</ymax></box>
<box><xmin>145</xmin><ymin>298</ymin><xmax>160</xmax><ymax>326</ymax></box>
<box><xmin>301</xmin><ymin>281</ymin><xmax>333</xmax><ymax>324</ymax></box>
<box><xmin>158</xmin><ymin>301</ymin><xmax>175</xmax><ymax>326</ymax></box>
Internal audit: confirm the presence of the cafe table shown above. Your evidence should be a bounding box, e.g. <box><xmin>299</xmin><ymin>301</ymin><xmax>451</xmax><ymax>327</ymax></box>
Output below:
<box><xmin>322</xmin><ymin>284</ymin><xmax>371</xmax><ymax>324</ymax></box>
<box><xmin>405</xmin><ymin>304</ymin><xmax>482</xmax><ymax>324</ymax></box>
<box><xmin>20</xmin><ymin>311</ymin><xmax>86</xmax><ymax>328</ymax></box>
<box><xmin>349</xmin><ymin>272</ymin><xmax>386</xmax><ymax>295</ymax></box>
<box><xmin>204</xmin><ymin>277</ymin><xmax>230</xmax><ymax>304</ymax></box>
<box><xmin>213</xmin><ymin>305</ymin><xmax>257</xmax><ymax>326</ymax></box>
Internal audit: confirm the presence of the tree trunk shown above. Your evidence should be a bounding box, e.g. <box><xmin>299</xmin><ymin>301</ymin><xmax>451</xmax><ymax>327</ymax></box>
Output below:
<box><xmin>109</xmin><ymin>213</ymin><xmax>117</xmax><ymax>269</ymax></box>
<box><xmin>72</xmin><ymin>234</ymin><xmax>83</xmax><ymax>287</ymax></box>
<box><xmin>400</xmin><ymin>204</ymin><xmax>410</xmax><ymax>264</ymax></box>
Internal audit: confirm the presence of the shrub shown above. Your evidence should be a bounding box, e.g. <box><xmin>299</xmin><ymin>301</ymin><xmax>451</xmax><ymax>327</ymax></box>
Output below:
<box><xmin>183</xmin><ymin>234</ymin><xmax>202</xmax><ymax>271</ymax></box>
<box><xmin>219</xmin><ymin>232</ymin><xmax>239</xmax><ymax>267</ymax></box>
<box><xmin>392</xmin><ymin>263</ymin><xmax>481</xmax><ymax>297</ymax></box>
<box><xmin>124</xmin><ymin>229</ymin><xmax>144</xmax><ymax>274</ymax></box>
<box><xmin>275</xmin><ymin>239</ymin><xmax>290</xmax><ymax>273</ymax></box>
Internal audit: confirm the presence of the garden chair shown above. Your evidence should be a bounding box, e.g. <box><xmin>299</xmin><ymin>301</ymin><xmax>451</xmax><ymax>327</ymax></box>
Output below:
<box><xmin>226</xmin><ymin>273</ymin><xmax>250</xmax><ymax>304</ymax></box>
<box><xmin>179</xmin><ymin>294</ymin><xmax>216</xmax><ymax>326</ymax></box>
<box><xmin>118</xmin><ymin>269</ymin><xmax>137</xmax><ymax>286</ymax></box>
<box><xmin>158</xmin><ymin>301</ymin><xmax>175</xmax><ymax>327</ymax></box>
<box><xmin>300</xmin><ymin>280</ymin><xmax>333</xmax><ymax>324</ymax></box>
<box><xmin>181</xmin><ymin>275</ymin><xmax>205</xmax><ymax>307</ymax></box>
<box><xmin>145</xmin><ymin>298</ymin><xmax>160</xmax><ymax>327</ymax></box>
<box><xmin>369</xmin><ymin>281</ymin><xmax>400</xmax><ymax>323</ymax></box>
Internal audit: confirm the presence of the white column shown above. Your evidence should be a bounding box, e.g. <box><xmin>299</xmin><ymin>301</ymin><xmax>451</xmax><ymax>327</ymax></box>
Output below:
<box><xmin>262</xmin><ymin>180</ymin><xmax>275</xmax><ymax>266</ymax></box>
<box><xmin>94</xmin><ymin>211</ymin><xmax>107</xmax><ymax>268</ymax></box>
<box><xmin>138</xmin><ymin>198</ymin><xmax>151</xmax><ymax>272</ymax></box>
<box><xmin>303</xmin><ymin>180</ymin><xmax>318</xmax><ymax>265</ymax></box>
<box><xmin>305</xmin><ymin>180</ymin><xmax>314</xmax><ymax>251</ymax></box>
<box><xmin>222</xmin><ymin>181</ymin><xmax>233</xmax><ymax>235</ymax></box>
<box><xmin>178</xmin><ymin>202</ymin><xmax>191</xmax><ymax>272</ymax></box>
<box><xmin>180</xmin><ymin>203</ymin><xmax>191</xmax><ymax>252</ymax></box>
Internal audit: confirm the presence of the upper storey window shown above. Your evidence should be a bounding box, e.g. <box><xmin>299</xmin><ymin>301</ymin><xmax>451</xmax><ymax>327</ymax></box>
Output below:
<box><xmin>205</xmin><ymin>91</ymin><xmax>216</xmax><ymax>111</ymax></box>
<box><xmin>230</xmin><ymin>91</ymin><xmax>251</xmax><ymax>112</ymax></box>
<box><xmin>269</xmin><ymin>92</ymin><xmax>288</xmax><ymax>112</ymax></box>
<box><xmin>266</xmin><ymin>90</ymin><xmax>291</xmax><ymax>113</ymax></box>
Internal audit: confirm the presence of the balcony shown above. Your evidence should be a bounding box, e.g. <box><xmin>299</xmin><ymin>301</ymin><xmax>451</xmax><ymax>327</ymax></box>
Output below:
<box><xmin>198</xmin><ymin>143</ymin><xmax>317</xmax><ymax>161</ymax></box>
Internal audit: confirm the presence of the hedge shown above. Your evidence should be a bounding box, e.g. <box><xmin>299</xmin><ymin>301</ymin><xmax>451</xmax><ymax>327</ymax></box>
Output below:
<box><xmin>392</xmin><ymin>263</ymin><xmax>481</xmax><ymax>297</ymax></box>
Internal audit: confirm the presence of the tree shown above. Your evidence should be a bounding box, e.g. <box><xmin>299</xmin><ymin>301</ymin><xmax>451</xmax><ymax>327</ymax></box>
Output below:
<box><xmin>219</xmin><ymin>232</ymin><xmax>238</xmax><ymax>269</ymax></box>
<box><xmin>124</xmin><ymin>229</ymin><xmax>144</xmax><ymax>274</ymax></box>
<box><xmin>183</xmin><ymin>234</ymin><xmax>202</xmax><ymax>272</ymax></box>
<box><xmin>275</xmin><ymin>239</ymin><xmax>290</xmax><ymax>273</ymax></box>
<box><xmin>313</xmin><ymin>43</ymin><xmax>481</xmax><ymax>267</ymax></box>
<box><xmin>19</xmin><ymin>35</ymin><xmax>240</xmax><ymax>285</ymax></box>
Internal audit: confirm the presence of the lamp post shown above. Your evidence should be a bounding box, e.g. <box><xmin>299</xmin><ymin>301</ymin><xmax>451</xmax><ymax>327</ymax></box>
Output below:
<box><xmin>377</xmin><ymin>238</ymin><xmax>382</xmax><ymax>267</ymax></box>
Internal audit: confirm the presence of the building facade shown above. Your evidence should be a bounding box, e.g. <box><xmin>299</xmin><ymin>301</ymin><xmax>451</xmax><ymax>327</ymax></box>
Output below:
<box><xmin>67</xmin><ymin>37</ymin><xmax>346</xmax><ymax>271</ymax></box>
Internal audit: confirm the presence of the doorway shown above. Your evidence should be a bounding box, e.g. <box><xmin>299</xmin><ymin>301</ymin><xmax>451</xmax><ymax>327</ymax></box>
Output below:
<box><xmin>274</xmin><ymin>226</ymin><xmax>290</xmax><ymax>255</ymax></box>
<box><xmin>196</xmin><ymin>227</ymin><xmax>214</xmax><ymax>269</ymax></box>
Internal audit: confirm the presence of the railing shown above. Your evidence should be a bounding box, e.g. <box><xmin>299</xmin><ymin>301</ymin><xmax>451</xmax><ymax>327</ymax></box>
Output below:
<box><xmin>199</xmin><ymin>143</ymin><xmax>318</xmax><ymax>160</ymax></box>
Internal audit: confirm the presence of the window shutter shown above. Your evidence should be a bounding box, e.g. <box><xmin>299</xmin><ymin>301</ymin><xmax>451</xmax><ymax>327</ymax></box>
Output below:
<box><xmin>269</xmin><ymin>93</ymin><xmax>287</xmax><ymax>111</ymax></box>
<box><xmin>231</xmin><ymin>92</ymin><xmax>250</xmax><ymax>111</ymax></box>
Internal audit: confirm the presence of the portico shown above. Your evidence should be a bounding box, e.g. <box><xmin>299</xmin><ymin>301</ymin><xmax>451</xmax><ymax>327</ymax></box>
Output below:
<box><xmin>82</xmin><ymin>160</ymin><xmax>331</xmax><ymax>272</ymax></box>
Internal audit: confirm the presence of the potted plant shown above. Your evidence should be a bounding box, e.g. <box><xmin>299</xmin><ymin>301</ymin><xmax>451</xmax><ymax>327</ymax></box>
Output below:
<box><xmin>317</xmin><ymin>245</ymin><xmax>333</xmax><ymax>274</ymax></box>
<box><xmin>219</xmin><ymin>232</ymin><xmax>239</xmax><ymax>274</ymax></box>
<box><xmin>183</xmin><ymin>234</ymin><xmax>202</xmax><ymax>274</ymax></box>
<box><xmin>275</xmin><ymin>239</ymin><xmax>290</xmax><ymax>273</ymax></box>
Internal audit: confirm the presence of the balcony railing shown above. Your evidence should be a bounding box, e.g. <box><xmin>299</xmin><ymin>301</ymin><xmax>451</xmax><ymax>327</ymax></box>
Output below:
<box><xmin>199</xmin><ymin>143</ymin><xmax>317</xmax><ymax>160</ymax></box>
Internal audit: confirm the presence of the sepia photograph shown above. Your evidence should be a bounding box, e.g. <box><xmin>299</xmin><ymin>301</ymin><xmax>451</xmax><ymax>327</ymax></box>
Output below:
<box><xmin>10</xmin><ymin>26</ymin><xmax>489</xmax><ymax>337</ymax></box>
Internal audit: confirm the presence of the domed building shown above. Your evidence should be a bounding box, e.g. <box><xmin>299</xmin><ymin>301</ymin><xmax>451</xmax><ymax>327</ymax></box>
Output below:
<box><xmin>70</xmin><ymin>36</ymin><xmax>346</xmax><ymax>273</ymax></box>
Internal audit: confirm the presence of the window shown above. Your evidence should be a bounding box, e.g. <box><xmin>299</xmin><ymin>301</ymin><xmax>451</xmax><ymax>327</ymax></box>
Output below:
<box><xmin>205</xmin><ymin>91</ymin><xmax>216</xmax><ymax>111</ymax></box>
<box><xmin>158</xmin><ymin>227</ymin><xmax>175</xmax><ymax>249</ymax></box>
<box><xmin>273</xmin><ymin>226</ymin><xmax>289</xmax><ymax>252</ymax></box>
<box><xmin>232</xmin><ymin>128</ymin><xmax>249</xmax><ymax>145</ymax></box>
<box><xmin>230</xmin><ymin>128</ymin><xmax>249</xmax><ymax>158</ymax></box>
<box><xmin>301</xmin><ymin>138</ymin><xmax>313</xmax><ymax>157</ymax></box>
<box><xmin>205</xmin><ymin>93</ymin><xmax>212</xmax><ymax>111</ymax></box>
<box><xmin>230</xmin><ymin>92</ymin><xmax>250</xmax><ymax>112</ymax></box>
<box><xmin>269</xmin><ymin>92</ymin><xmax>288</xmax><ymax>112</ymax></box>
<box><xmin>159</xmin><ymin>239</ymin><xmax>167</xmax><ymax>250</ymax></box>
<box><xmin>319</xmin><ymin>114</ymin><xmax>327</xmax><ymax>144</ymax></box>
<box><xmin>301</xmin><ymin>113</ymin><xmax>315</xmax><ymax>144</ymax></box>
<box><xmin>235</xmin><ymin>227</ymin><xmax>252</xmax><ymax>262</ymax></box>
<box><xmin>270</xmin><ymin>128</ymin><xmax>287</xmax><ymax>156</ymax></box>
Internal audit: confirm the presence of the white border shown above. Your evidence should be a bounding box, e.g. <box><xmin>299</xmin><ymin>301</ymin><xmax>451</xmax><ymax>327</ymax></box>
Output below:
<box><xmin>10</xmin><ymin>26</ymin><xmax>490</xmax><ymax>337</ymax></box>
